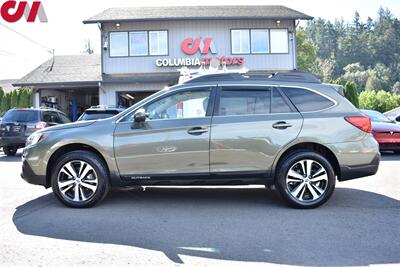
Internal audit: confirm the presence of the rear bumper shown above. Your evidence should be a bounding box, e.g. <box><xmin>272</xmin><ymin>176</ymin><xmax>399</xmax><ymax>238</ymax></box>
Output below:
<box><xmin>0</xmin><ymin>136</ymin><xmax>27</xmax><ymax>147</ymax></box>
<box><xmin>339</xmin><ymin>153</ymin><xmax>380</xmax><ymax>181</ymax></box>
<box><xmin>21</xmin><ymin>156</ymin><xmax>48</xmax><ymax>188</ymax></box>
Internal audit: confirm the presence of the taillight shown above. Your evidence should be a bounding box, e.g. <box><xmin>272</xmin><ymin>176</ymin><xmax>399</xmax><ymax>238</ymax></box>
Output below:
<box><xmin>35</xmin><ymin>121</ymin><xmax>47</xmax><ymax>131</ymax></box>
<box><xmin>344</xmin><ymin>116</ymin><xmax>372</xmax><ymax>133</ymax></box>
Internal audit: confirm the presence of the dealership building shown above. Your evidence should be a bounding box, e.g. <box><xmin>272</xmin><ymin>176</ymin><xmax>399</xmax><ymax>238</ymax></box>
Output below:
<box><xmin>14</xmin><ymin>5</ymin><xmax>312</xmax><ymax>119</ymax></box>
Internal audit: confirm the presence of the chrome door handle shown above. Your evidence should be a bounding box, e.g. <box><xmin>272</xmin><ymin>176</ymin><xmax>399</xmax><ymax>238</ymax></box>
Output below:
<box><xmin>187</xmin><ymin>126</ymin><xmax>208</xmax><ymax>135</ymax></box>
<box><xmin>272</xmin><ymin>121</ymin><xmax>293</xmax><ymax>129</ymax></box>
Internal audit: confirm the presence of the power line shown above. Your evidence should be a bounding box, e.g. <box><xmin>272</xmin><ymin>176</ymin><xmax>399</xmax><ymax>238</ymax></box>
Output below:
<box><xmin>0</xmin><ymin>22</ymin><xmax>53</xmax><ymax>54</ymax></box>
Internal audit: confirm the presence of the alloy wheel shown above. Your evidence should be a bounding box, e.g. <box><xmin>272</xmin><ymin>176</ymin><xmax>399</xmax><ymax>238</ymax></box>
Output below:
<box><xmin>57</xmin><ymin>160</ymin><xmax>98</xmax><ymax>203</ymax></box>
<box><xmin>286</xmin><ymin>159</ymin><xmax>328</xmax><ymax>202</ymax></box>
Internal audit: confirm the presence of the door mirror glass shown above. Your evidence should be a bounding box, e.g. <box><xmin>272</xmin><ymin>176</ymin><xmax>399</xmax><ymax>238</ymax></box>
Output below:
<box><xmin>134</xmin><ymin>108</ymin><xmax>147</xmax><ymax>123</ymax></box>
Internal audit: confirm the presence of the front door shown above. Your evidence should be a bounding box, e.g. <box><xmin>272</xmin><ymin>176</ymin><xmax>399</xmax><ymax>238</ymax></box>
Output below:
<box><xmin>210</xmin><ymin>86</ymin><xmax>303</xmax><ymax>175</ymax></box>
<box><xmin>113</xmin><ymin>87</ymin><xmax>214</xmax><ymax>179</ymax></box>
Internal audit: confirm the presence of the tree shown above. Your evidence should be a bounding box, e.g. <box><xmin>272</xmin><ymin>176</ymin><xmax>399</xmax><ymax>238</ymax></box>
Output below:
<box><xmin>344</xmin><ymin>82</ymin><xmax>359</xmax><ymax>107</ymax></box>
<box><xmin>341</xmin><ymin>63</ymin><xmax>370</xmax><ymax>90</ymax></box>
<box><xmin>296</xmin><ymin>28</ymin><xmax>318</xmax><ymax>73</ymax></box>
<box><xmin>83</xmin><ymin>39</ymin><xmax>94</xmax><ymax>55</ymax></box>
<box><xmin>10</xmin><ymin>90</ymin><xmax>18</xmax><ymax>108</ymax></box>
<box><xmin>392</xmin><ymin>82</ymin><xmax>400</xmax><ymax>94</ymax></box>
<box><xmin>0</xmin><ymin>87</ymin><xmax>4</xmax><ymax>111</ymax></box>
<box><xmin>1</xmin><ymin>92</ymin><xmax>11</xmax><ymax>114</ymax></box>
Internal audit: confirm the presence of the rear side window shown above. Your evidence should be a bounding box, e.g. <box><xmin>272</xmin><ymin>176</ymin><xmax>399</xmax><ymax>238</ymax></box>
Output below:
<box><xmin>218</xmin><ymin>88</ymin><xmax>270</xmax><ymax>116</ymax></box>
<box><xmin>2</xmin><ymin>110</ymin><xmax>39</xmax><ymax>122</ymax></box>
<box><xmin>281</xmin><ymin>87</ymin><xmax>334</xmax><ymax>112</ymax></box>
<box><xmin>272</xmin><ymin>88</ymin><xmax>293</xmax><ymax>113</ymax></box>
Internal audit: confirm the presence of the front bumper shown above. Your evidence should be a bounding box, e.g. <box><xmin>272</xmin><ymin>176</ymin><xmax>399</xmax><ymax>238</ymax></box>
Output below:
<box><xmin>0</xmin><ymin>136</ymin><xmax>27</xmax><ymax>147</ymax></box>
<box><xmin>339</xmin><ymin>153</ymin><xmax>380</xmax><ymax>181</ymax></box>
<box><xmin>21</xmin><ymin>151</ymin><xmax>48</xmax><ymax>188</ymax></box>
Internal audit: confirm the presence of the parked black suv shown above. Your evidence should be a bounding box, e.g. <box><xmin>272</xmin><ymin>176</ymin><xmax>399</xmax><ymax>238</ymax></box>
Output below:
<box><xmin>0</xmin><ymin>108</ymin><xmax>71</xmax><ymax>156</ymax></box>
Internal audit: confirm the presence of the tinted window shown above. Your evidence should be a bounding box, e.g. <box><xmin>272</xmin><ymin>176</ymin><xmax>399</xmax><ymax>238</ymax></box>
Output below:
<box><xmin>281</xmin><ymin>87</ymin><xmax>334</xmax><ymax>112</ymax></box>
<box><xmin>396</xmin><ymin>115</ymin><xmax>400</xmax><ymax>122</ymax></box>
<box><xmin>145</xmin><ymin>90</ymin><xmax>211</xmax><ymax>120</ymax></box>
<box><xmin>2</xmin><ymin>110</ymin><xmax>39</xmax><ymax>122</ymax></box>
<box><xmin>272</xmin><ymin>88</ymin><xmax>293</xmax><ymax>113</ymax></box>
<box><xmin>219</xmin><ymin>89</ymin><xmax>270</xmax><ymax>116</ymax></box>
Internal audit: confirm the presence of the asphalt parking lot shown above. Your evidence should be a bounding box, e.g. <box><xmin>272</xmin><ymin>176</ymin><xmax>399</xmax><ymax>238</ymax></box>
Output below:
<box><xmin>0</xmin><ymin>150</ymin><xmax>399</xmax><ymax>266</ymax></box>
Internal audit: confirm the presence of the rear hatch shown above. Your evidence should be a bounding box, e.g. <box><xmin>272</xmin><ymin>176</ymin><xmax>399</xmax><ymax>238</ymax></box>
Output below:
<box><xmin>0</xmin><ymin>109</ymin><xmax>40</xmax><ymax>138</ymax></box>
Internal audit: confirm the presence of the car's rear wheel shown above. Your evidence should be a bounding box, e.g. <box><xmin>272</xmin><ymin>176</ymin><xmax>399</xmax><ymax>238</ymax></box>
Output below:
<box><xmin>51</xmin><ymin>150</ymin><xmax>109</xmax><ymax>208</ymax></box>
<box><xmin>275</xmin><ymin>151</ymin><xmax>336</xmax><ymax>209</ymax></box>
<box><xmin>3</xmin><ymin>146</ymin><xmax>18</xmax><ymax>156</ymax></box>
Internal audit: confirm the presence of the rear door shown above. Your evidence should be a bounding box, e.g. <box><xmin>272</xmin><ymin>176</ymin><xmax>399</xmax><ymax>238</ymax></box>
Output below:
<box><xmin>210</xmin><ymin>85</ymin><xmax>303</xmax><ymax>175</ymax></box>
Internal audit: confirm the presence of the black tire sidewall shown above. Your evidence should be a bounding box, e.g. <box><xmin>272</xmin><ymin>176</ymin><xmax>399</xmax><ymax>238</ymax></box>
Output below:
<box><xmin>4</xmin><ymin>146</ymin><xmax>17</xmax><ymax>156</ymax></box>
<box><xmin>51</xmin><ymin>150</ymin><xmax>109</xmax><ymax>208</ymax></box>
<box><xmin>276</xmin><ymin>151</ymin><xmax>336</xmax><ymax>209</ymax></box>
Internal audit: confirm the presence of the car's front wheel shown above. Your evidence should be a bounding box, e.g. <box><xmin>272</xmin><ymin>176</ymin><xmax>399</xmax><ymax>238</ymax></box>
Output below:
<box><xmin>3</xmin><ymin>146</ymin><xmax>18</xmax><ymax>156</ymax></box>
<box><xmin>51</xmin><ymin>150</ymin><xmax>109</xmax><ymax>208</ymax></box>
<box><xmin>275</xmin><ymin>151</ymin><xmax>336</xmax><ymax>209</ymax></box>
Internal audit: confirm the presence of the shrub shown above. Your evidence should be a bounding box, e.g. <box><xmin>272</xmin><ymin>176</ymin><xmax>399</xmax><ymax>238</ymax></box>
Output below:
<box><xmin>359</xmin><ymin>90</ymin><xmax>400</xmax><ymax>112</ymax></box>
<box><xmin>344</xmin><ymin>82</ymin><xmax>359</xmax><ymax>107</ymax></box>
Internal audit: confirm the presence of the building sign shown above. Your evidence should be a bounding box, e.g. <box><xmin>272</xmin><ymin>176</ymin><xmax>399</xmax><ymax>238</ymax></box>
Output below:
<box><xmin>0</xmin><ymin>0</ymin><xmax>47</xmax><ymax>22</ymax></box>
<box><xmin>156</xmin><ymin>37</ymin><xmax>244</xmax><ymax>67</ymax></box>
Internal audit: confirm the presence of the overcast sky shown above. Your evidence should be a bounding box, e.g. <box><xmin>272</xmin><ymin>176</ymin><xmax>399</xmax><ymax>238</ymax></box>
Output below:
<box><xmin>0</xmin><ymin>0</ymin><xmax>399</xmax><ymax>80</ymax></box>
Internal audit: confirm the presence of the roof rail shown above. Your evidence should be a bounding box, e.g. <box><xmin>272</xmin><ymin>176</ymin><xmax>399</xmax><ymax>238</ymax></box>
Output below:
<box><xmin>183</xmin><ymin>71</ymin><xmax>321</xmax><ymax>84</ymax></box>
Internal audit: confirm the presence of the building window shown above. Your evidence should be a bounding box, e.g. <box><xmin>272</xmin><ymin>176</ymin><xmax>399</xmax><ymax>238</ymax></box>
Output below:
<box><xmin>251</xmin><ymin>29</ymin><xmax>270</xmax><ymax>53</ymax></box>
<box><xmin>109</xmin><ymin>32</ymin><xmax>128</xmax><ymax>57</ymax></box>
<box><xmin>270</xmin><ymin>29</ymin><xmax>289</xmax><ymax>53</ymax></box>
<box><xmin>129</xmin><ymin>31</ymin><xmax>148</xmax><ymax>56</ymax></box>
<box><xmin>149</xmin><ymin>31</ymin><xmax>168</xmax><ymax>55</ymax></box>
<box><xmin>231</xmin><ymin>28</ymin><xmax>289</xmax><ymax>54</ymax></box>
<box><xmin>231</xmin><ymin>30</ymin><xmax>250</xmax><ymax>54</ymax></box>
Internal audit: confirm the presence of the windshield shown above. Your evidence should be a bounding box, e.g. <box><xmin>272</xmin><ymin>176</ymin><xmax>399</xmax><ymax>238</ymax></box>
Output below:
<box><xmin>79</xmin><ymin>111</ymin><xmax>120</xmax><ymax>121</ymax></box>
<box><xmin>361</xmin><ymin>109</ymin><xmax>393</xmax><ymax>123</ymax></box>
<box><xmin>2</xmin><ymin>110</ymin><xmax>39</xmax><ymax>123</ymax></box>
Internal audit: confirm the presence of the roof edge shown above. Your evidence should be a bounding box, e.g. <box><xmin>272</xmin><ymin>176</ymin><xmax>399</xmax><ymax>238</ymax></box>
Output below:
<box><xmin>83</xmin><ymin>16</ymin><xmax>313</xmax><ymax>24</ymax></box>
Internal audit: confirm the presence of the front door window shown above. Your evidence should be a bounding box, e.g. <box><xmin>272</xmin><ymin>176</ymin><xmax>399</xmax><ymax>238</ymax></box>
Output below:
<box><xmin>145</xmin><ymin>90</ymin><xmax>210</xmax><ymax>120</ymax></box>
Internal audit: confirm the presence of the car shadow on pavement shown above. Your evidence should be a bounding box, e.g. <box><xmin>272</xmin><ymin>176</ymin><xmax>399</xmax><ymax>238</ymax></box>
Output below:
<box><xmin>13</xmin><ymin>187</ymin><xmax>400</xmax><ymax>266</ymax></box>
<box><xmin>380</xmin><ymin>152</ymin><xmax>400</xmax><ymax>161</ymax></box>
<box><xmin>0</xmin><ymin>152</ymin><xmax>22</xmax><ymax>162</ymax></box>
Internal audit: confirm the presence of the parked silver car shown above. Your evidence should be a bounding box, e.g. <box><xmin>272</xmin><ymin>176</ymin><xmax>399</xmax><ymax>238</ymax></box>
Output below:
<box><xmin>21</xmin><ymin>72</ymin><xmax>380</xmax><ymax>208</ymax></box>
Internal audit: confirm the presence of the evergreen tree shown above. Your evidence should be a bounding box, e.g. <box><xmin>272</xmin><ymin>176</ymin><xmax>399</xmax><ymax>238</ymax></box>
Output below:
<box><xmin>344</xmin><ymin>82</ymin><xmax>359</xmax><ymax>107</ymax></box>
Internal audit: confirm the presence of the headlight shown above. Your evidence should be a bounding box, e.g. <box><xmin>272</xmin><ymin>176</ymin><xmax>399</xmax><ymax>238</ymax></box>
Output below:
<box><xmin>26</xmin><ymin>132</ymin><xmax>49</xmax><ymax>147</ymax></box>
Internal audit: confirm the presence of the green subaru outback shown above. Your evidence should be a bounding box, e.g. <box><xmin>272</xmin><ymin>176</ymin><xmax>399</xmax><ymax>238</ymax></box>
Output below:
<box><xmin>21</xmin><ymin>72</ymin><xmax>380</xmax><ymax>208</ymax></box>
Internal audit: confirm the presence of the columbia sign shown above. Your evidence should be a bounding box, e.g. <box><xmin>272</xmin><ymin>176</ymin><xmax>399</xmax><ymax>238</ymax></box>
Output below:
<box><xmin>0</xmin><ymin>1</ymin><xmax>48</xmax><ymax>23</ymax></box>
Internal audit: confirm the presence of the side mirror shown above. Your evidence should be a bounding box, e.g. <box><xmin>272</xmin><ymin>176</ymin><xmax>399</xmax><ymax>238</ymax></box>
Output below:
<box><xmin>134</xmin><ymin>108</ymin><xmax>147</xmax><ymax>123</ymax></box>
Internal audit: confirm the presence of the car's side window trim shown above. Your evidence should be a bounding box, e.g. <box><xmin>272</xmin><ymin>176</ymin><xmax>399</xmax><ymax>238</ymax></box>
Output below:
<box><xmin>214</xmin><ymin>85</ymin><xmax>272</xmax><ymax>117</ymax></box>
<box><xmin>118</xmin><ymin>86</ymin><xmax>216</xmax><ymax>123</ymax></box>
<box><xmin>274</xmin><ymin>87</ymin><xmax>298</xmax><ymax>113</ymax></box>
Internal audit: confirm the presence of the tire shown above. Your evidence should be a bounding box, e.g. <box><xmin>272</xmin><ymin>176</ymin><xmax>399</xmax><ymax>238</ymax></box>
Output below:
<box><xmin>51</xmin><ymin>150</ymin><xmax>110</xmax><ymax>208</ymax></box>
<box><xmin>275</xmin><ymin>151</ymin><xmax>336</xmax><ymax>209</ymax></box>
<box><xmin>3</xmin><ymin>146</ymin><xmax>18</xmax><ymax>156</ymax></box>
